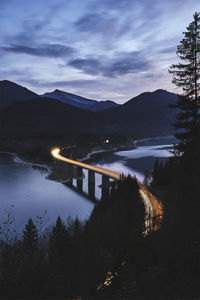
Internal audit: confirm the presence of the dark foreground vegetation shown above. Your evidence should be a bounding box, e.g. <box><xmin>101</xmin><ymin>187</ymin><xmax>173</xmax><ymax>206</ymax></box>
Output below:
<box><xmin>138</xmin><ymin>12</ymin><xmax>200</xmax><ymax>298</ymax></box>
<box><xmin>0</xmin><ymin>176</ymin><xmax>146</xmax><ymax>299</ymax></box>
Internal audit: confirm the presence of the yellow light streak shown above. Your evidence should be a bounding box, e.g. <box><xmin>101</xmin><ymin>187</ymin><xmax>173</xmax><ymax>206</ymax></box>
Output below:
<box><xmin>51</xmin><ymin>147</ymin><xmax>121</xmax><ymax>180</ymax></box>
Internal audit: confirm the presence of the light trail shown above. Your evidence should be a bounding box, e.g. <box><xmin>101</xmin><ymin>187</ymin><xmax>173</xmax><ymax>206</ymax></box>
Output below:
<box><xmin>139</xmin><ymin>183</ymin><xmax>163</xmax><ymax>232</ymax></box>
<box><xmin>51</xmin><ymin>148</ymin><xmax>121</xmax><ymax>180</ymax></box>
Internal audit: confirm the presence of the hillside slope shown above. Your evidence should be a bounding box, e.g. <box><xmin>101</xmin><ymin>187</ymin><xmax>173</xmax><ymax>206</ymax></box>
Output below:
<box><xmin>99</xmin><ymin>89</ymin><xmax>178</xmax><ymax>137</ymax></box>
<box><xmin>0</xmin><ymin>80</ymin><xmax>38</xmax><ymax>109</ymax></box>
<box><xmin>0</xmin><ymin>84</ymin><xmax>178</xmax><ymax>138</ymax></box>
<box><xmin>41</xmin><ymin>89</ymin><xmax>119</xmax><ymax>111</ymax></box>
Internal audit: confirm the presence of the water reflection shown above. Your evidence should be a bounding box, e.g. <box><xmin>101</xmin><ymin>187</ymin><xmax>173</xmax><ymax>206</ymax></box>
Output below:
<box><xmin>88</xmin><ymin>136</ymin><xmax>176</xmax><ymax>182</ymax></box>
<box><xmin>0</xmin><ymin>153</ymin><xmax>94</xmax><ymax>232</ymax></box>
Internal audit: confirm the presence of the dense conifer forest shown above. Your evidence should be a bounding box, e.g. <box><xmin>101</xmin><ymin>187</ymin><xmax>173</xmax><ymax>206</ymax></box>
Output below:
<box><xmin>0</xmin><ymin>176</ymin><xmax>145</xmax><ymax>299</ymax></box>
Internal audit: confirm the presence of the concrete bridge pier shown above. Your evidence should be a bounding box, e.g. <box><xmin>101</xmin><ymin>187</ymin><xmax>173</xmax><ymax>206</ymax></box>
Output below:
<box><xmin>66</xmin><ymin>163</ymin><xmax>73</xmax><ymax>186</ymax></box>
<box><xmin>102</xmin><ymin>175</ymin><xmax>110</xmax><ymax>199</ymax></box>
<box><xmin>88</xmin><ymin>170</ymin><xmax>95</xmax><ymax>199</ymax></box>
<box><xmin>67</xmin><ymin>163</ymin><xmax>73</xmax><ymax>177</ymax></box>
<box><xmin>76</xmin><ymin>166</ymin><xmax>83</xmax><ymax>191</ymax></box>
<box><xmin>68</xmin><ymin>178</ymin><xmax>73</xmax><ymax>186</ymax></box>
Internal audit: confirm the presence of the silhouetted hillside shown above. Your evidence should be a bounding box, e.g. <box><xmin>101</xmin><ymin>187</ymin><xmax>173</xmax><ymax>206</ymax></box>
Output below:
<box><xmin>0</xmin><ymin>82</ymin><xmax>178</xmax><ymax>138</ymax></box>
<box><xmin>100</xmin><ymin>89</ymin><xmax>178</xmax><ymax>137</ymax></box>
<box><xmin>1</xmin><ymin>98</ymin><xmax>103</xmax><ymax>137</ymax></box>
<box><xmin>89</xmin><ymin>100</ymin><xmax>119</xmax><ymax>112</ymax></box>
<box><xmin>0</xmin><ymin>80</ymin><xmax>38</xmax><ymax>109</ymax></box>
<box><xmin>41</xmin><ymin>89</ymin><xmax>119</xmax><ymax>111</ymax></box>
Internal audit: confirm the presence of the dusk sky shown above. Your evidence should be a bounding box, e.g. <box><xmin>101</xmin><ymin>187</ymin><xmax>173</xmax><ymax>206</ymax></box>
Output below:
<box><xmin>0</xmin><ymin>0</ymin><xmax>199</xmax><ymax>103</ymax></box>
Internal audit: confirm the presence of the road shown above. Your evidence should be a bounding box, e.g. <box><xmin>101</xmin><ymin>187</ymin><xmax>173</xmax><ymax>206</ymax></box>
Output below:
<box><xmin>51</xmin><ymin>147</ymin><xmax>163</xmax><ymax>231</ymax></box>
<box><xmin>139</xmin><ymin>183</ymin><xmax>163</xmax><ymax>232</ymax></box>
<box><xmin>51</xmin><ymin>148</ymin><xmax>120</xmax><ymax>180</ymax></box>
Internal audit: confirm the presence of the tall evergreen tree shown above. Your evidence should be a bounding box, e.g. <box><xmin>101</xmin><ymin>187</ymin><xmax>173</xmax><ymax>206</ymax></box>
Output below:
<box><xmin>48</xmin><ymin>216</ymin><xmax>72</xmax><ymax>296</ymax></box>
<box><xmin>48</xmin><ymin>216</ymin><xmax>68</xmax><ymax>264</ymax></box>
<box><xmin>23</xmin><ymin>218</ymin><xmax>38</xmax><ymax>256</ymax></box>
<box><xmin>169</xmin><ymin>12</ymin><xmax>200</xmax><ymax>155</ymax></box>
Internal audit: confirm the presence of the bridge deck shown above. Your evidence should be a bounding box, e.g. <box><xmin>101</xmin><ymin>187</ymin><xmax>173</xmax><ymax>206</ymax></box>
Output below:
<box><xmin>51</xmin><ymin>148</ymin><xmax>120</xmax><ymax>180</ymax></box>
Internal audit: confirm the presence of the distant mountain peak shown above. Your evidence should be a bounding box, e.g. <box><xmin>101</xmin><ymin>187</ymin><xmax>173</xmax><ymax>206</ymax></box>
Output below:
<box><xmin>124</xmin><ymin>89</ymin><xmax>177</xmax><ymax>107</ymax></box>
<box><xmin>41</xmin><ymin>89</ymin><xmax>119</xmax><ymax>112</ymax></box>
<box><xmin>0</xmin><ymin>79</ymin><xmax>15</xmax><ymax>84</ymax></box>
<box><xmin>53</xmin><ymin>89</ymin><xmax>63</xmax><ymax>93</ymax></box>
<box><xmin>100</xmin><ymin>89</ymin><xmax>178</xmax><ymax>137</ymax></box>
<box><xmin>153</xmin><ymin>89</ymin><xmax>169</xmax><ymax>94</ymax></box>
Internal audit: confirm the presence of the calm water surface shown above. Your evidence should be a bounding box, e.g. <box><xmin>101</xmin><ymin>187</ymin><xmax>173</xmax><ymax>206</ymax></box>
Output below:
<box><xmin>0</xmin><ymin>136</ymin><xmax>176</xmax><ymax>231</ymax></box>
<box><xmin>0</xmin><ymin>153</ymin><xmax>94</xmax><ymax>232</ymax></box>
<box><xmin>89</xmin><ymin>135</ymin><xmax>176</xmax><ymax>182</ymax></box>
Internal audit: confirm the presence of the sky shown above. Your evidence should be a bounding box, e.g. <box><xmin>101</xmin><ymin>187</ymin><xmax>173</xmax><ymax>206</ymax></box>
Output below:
<box><xmin>0</xmin><ymin>0</ymin><xmax>199</xmax><ymax>103</ymax></box>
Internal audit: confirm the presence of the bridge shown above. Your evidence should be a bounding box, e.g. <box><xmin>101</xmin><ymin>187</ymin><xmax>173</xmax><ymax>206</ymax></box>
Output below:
<box><xmin>51</xmin><ymin>147</ymin><xmax>163</xmax><ymax>231</ymax></box>
<box><xmin>51</xmin><ymin>147</ymin><xmax>120</xmax><ymax>199</ymax></box>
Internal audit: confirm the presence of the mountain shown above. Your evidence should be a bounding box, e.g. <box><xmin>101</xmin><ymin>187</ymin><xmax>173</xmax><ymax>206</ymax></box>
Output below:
<box><xmin>99</xmin><ymin>89</ymin><xmax>178</xmax><ymax>137</ymax></box>
<box><xmin>0</xmin><ymin>97</ymin><xmax>104</xmax><ymax>137</ymax></box>
<box><xmin>0</xmin><ymin>82</ymin><xmax>179</xmax><ymax>139</ymax></box>
<box><xmin>41</xmin><ymin>89</ymin><xmax>119</xmax><ymax>112</ymax></box>
<box><xmin>0</xmin><ymin>80</ymin><xmax>38</xmax><ymax>109</ymax></box>
<box><xmin>89</xmin><ymin>100</ymin><xmax>119</xmax><ymax>112</ymax></box>
<box><xmin>0</xmin><ymin>80</ymin><xmax>119</xmax><ymax>112</ymax></box>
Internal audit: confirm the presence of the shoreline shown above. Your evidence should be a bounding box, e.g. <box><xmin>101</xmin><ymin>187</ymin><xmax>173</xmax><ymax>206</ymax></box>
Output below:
<box><xmin>0</xmin><ymin>150</ymin><xmax>53</xmax><ymax>182</ymax></box>
<box><xmin>0</xmin><ymin>141</ymin><xmax>135</xmax><ymax>185</ymax></box>
<box><xmin>79</xmin><ymin>143</ymin><xmax>135</xmax><ymax>162</ymax></box>
<box><xmin>0</xmin><ymin>144</ymin><xmax>122</xmax><ymax>184</ymax></box>
<box><xmin>0</xmin><ymin>135</ymin><xmax>173</xmax><ymax>184</ymax></box>
<box><xmin>81</xmin><ymin>134</ymin><xmax>174</xmax><ymax>162</ymax></box>
<box><xmin>0</xmin><ymin>150</ymin><xmax>51</xmax><ymax>172</ymax></box>
<box><xmin>0</xmin><ymin>151</ymin><xmax>76</xmax><ymax>184</ymax></box>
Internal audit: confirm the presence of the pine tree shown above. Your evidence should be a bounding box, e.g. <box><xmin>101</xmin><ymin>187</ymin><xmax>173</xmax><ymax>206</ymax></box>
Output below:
<box><xmin>152</xmin><ymin>159</ymin><xmax>160</xmax><ymax>185</ymax></box>
<box><xmin>48</xmin><ymin>216</ymin><xmax>71</xmax><ymax>296</ymax></box>
<box><xmin>48</xmin><ymin>216</ymin><xmax>68</xmax><ymax>263</ymax></box>
<box><xmin>169</xmin><ymin>12</ymin><xmax>200</xmax><ymax>155</ymax></box>
<box><xmin>23</xmin><ymin>218</ymin><xmax>38</xmax><ymax>255</ymax></box>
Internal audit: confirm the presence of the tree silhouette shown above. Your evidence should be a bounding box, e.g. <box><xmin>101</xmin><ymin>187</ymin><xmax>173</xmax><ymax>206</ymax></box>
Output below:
<box><xmin>48</xmin><ymin>216</ymin><xmax>69</xmax><ymax>265</ymax></box>
<box><xmin>23</xmin><ymin>218</ymin><xmax>38</xmax><ymax>256</ymax></box>
<box><xmin>48</xmin><ymin>216</ymin><xmax>71</xmax><ymax>296</ymax></box>
<box><xmin>169</xmin><ymin>12</ymin><xmax>200</xmax><ymax>155</ymax></box>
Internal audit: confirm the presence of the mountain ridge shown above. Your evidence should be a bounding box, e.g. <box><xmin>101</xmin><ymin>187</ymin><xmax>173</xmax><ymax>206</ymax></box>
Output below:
<box><xmin>0</xmin><ymin>80</ymin><xmax>38</xmax><ymax>109</ymax></box>
<box><xmin>0</xmin><ymin>80</ymin><xmax>179</xmax><ymax>138</ymax></box>
<box><xmin>41</xmin><ymin>89</ymin><xmax>119</xmax><ymax>112</ymax></box>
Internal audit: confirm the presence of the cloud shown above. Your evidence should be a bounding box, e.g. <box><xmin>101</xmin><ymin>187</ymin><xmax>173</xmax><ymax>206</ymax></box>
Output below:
<box><xmin>74</xmin><ymin>11</ymin><xmax>134</xmax><ymax>43</ymax></box>
<box><xmin>89</xmin><ymin>0</ymin><xmax>139</xmax><ymax>12</ymax></box>
<box><xmin>1</xmin><ymin>1</ymin><xmax>70</xmax><ymax>46</ymax></box>
<box><xmin>24</xmin><ymin>79</ymin><xmax>98</xmax><ymax>88</ymax></box>
<box><xmin>68</xmin><ymin>52</ymin><xmax>151</xmax><ymax>77</ymax></box>
<box><xmin>68</xmin><ymin>59</ymin><xmax>100</xmax><ymax>75</ymax></box>
<box><xmin>75</xmin><ymin>14</ymin><xmax>104</xmax><ymax>33</ymax></box>
<box><xmin>2</xmin><ymin>44</ymin><xmax>76</xmax><ymax>58</ymax></box>
<box><xmin>104</xmin><ymin>53</ymin><xmax>150</xmax><ymax>77</ymax></box>
<box><xmin>75</xmin><ymin>13</ymin><xmax>116</xmax><ymax>34</ymax></box>
<box><xmin>158</xmin><ymin>45</ymin><xmax>176</xmax><ymax>55</ymax></box>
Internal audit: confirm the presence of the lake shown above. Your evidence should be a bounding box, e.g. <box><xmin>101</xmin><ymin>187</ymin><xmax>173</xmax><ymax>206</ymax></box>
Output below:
<box><xmin>0</xmin><ymin>135</ymin><xmax>176</xmax><ymax>234</ymax></box>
